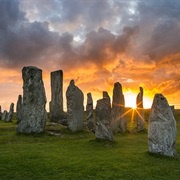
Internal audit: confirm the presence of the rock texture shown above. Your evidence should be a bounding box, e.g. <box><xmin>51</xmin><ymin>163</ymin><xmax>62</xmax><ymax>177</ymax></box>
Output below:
<box><xmin>2</xmin><ymin>110</ymin><xmax>7</xmax><ymax>121</ymax></box>
<box><xmin>66</xmin><ymin>80</ymin><xmax>84</xmax><ymax>132</ymax></box>
<box><xmin>16</xmin><ymin>66</ymin><xmax>47</xmax><ymax>133</ymax></box>
<box><xmin>136</xmin><ymin>87</ymin><xmax>145</xmax><ymax>131</ymax></box>
<box><xmin>95</xmin><ymin>97</ymin><xmax>113</xmax><ymax>141</ymax></box>
<box><xmin>6</xmin><ymin>103</ymin><xmax>14</xmax><ymax>122</ymax></box>
<box><xmin>148</xmin><ymin>94</ymin><xmax>177</xmax><ymax>157</ymax></box>
<box><xmin>111</xmin><ymin>82</ymin><xmax>127</xmax><ymax>133</ymax></box>
<box><xmin>16</xmin><ymin>95</ymin><xmax>22</xmax><ymax>123</ymax></box>
<box><xmin>86</xmin><ymin>93</ymin><xmax>95</xmax><ymax>132</ymax></box>
<box><xmin>50</xmin><ymin>70</ymin><xmax>66</xmax><ymax>124</ymax></box>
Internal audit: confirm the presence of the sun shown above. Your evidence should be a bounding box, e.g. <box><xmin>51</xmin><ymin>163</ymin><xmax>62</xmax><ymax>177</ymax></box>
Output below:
<box><xmin>124</xmin><ymin>93</ymin><xmax>137</xmax><ymax>109</ymax></box>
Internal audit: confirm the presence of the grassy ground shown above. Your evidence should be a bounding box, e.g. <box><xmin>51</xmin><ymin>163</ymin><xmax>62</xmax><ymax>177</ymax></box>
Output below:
<box><xmin>0</xmin><ymin>109</ymin><xmax>180</xmax><ymax>180</ymax></box>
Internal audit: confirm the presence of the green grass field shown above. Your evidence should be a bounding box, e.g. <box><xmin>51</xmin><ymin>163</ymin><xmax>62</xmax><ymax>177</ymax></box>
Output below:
<box><xmin>0</xmin><ymin>109</ymin><xmax>180</xmax><ymax>180</ymax></box>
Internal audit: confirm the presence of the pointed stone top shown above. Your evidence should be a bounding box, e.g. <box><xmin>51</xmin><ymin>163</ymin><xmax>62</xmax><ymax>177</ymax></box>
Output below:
<box><xmin>139</xmin><ymin>87</ymin><xmax>143</xmax><ymax>94</ymax></box>
<box><xmin>103</xmin><ymin>91</ymin><xmax>110</xmax><ymax>98</ymax></box>
<box><xmin>70</xmin><ymin>79</ymin><xmax>75</xmax><ymax>86</ymax></box>
<box><xmin>152</xmin><ymin>93</ymin><xmax>170</xmax><ymax>110</ymax></box>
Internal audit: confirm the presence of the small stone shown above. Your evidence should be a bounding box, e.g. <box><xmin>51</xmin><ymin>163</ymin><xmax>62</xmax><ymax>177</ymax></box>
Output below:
<box><xmin>148</xmin><ymin>94</ymin><xmax>177</xmax><ymax>157</ymax></box>
<box><xmin>16</xmin><ymin>66</ymin><xmax>47</xmax><ymax>133</ymax></box>
<box><xmin>95</xmin><ymin>97</ymin><xmax>113</xmax><ymax>141</ymax></box>
<box><xmin>16</xmin><ymin>95</ymin><xmax>22</xmax><ymax>123</ymax></box>
<box><xmin>6</xmin><ymin>103</ymin><xmax>14</xmax><ymax>122</ymax></box>
<box><xmin>66</xmin><ymin>80</ymin><xmax>84</xmax><ymax>132</ymax></box>
<box><xmin>136</xmin><ymin>87</ymin><xmax>145</xmax><ymax>131</ymax></box>
<box><xmin>2</xmin><ymin>110</ymin><xmax>7</xmax><ymax>121</ymax></box>
<box><xmin>86</xmin><ymin>93</ymin><xmax>95</xmax><ymax>132</ymax></box>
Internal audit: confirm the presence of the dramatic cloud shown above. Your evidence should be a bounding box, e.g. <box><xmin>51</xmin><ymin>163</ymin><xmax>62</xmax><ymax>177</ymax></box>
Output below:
<box><xmin>0</xmin><ymin>0</ymin><xmax>179</xmax><ymax>109</ymax></box>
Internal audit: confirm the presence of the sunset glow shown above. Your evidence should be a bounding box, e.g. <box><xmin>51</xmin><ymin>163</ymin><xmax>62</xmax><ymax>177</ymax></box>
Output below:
<box><xmin>0</xmin><ymin>0</ymin><xmax>179</xmax><ymax>111</ymax></box>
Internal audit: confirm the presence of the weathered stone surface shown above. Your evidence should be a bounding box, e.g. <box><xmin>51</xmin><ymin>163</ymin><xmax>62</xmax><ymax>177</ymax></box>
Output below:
<box><xmin>6</xmin><ymin>103</ymin><xmax>14</xmax><ymax>122</ymax></box>
<box><xmin>50</xmin><ymin>70</ymin><xmax>67</xmax><ymax>124</ymax></box>
<box><xmin>16</xmin><ymin>66</ymin><xmax>47</xmax><ymax>133</ymax></box>
<box><xmin>66</xmin><ymin>80</ymin><xmax>84</xmax><ymax>132</ymax></box>
<box><xmin>111</xmin><ymin>82</ymin><xmax>127</xmax><ymax>133</ymax></box>
<box><xmin>16</xmin><ymin>95</ymin><xmax>22</xmax><ymax>123</ymax></box>
<box><xmin>86</xmin><ymin>93</ymin><xmax>95</xmax><ymax>132</ymax></box>
<box><xmin>0</xmin><ymin>105</ymin><xmax>1</xmax><ymax>120</ymax></box>
<box><xmin>148</xmin><ymin>94</ymin><xmax>177</xmax><ymax>157</ymax></box>
<box><xmin>136</xmin><ymin>87</ymin><xmax>145</xmax><ymax>131</ymax></box>
<box><xmin>95</xmin><ymin>97</ymin><xmax>113</xmax><ymax>141</ymax></box>
<box><xmin>2</xmin><ymin>110</ymin><xmax>7</xmax><ymax>121</ymax></box>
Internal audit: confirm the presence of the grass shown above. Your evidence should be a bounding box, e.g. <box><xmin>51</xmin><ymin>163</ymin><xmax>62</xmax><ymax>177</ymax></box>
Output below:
<box><xmin>0</xmin><ymin>109</ymin><xmax>180</xmax><ymax>180</ymax></box>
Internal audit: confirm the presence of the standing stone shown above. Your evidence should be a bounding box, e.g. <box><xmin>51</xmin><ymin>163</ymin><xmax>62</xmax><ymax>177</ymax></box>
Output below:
<box><xmin>50</xmin><ymin>70</ymin><xmax>66</xmax><ymax>124</ymax></box>
<box><xmin>111</xmin><ymin>82</ymin><xmax>127</xmax><ymax>133</ymax></box>
<box><xmin>86</xmin><ymin>93</ymin><xmax>95</xmax><ymax>132</ymax></box>
<box><xmin>6</xmin><ymin>103</ymin><xmax>14</xmax><ymax>122</ymax></box>
<box><xmin>136</xmin><ymin>87</ymin><xmax>145</xmax><ymax>131</ymax></box>
<box><xmin>16</xmin><ymin>95</ymin><xmax>22</xmax><ymax>123</ymax></box>
<box><xmin>2</xmin><ymin>110</ymin><xmax>7</xmax><ymax>121</ymax></box>
<box><xmin>95</xmin><ymin>97</ymin><xmax>113</xmax><ymax>141</ymax></box>
<box><xmin>148</xmin><ymin>94</ymin><xmax>177</xmax><ymax>157</ymax></box>
<box><xmin>170</xmin><ymin>105</ymin><xmax>175</xmax><ymax>115</ymax></box>
<box><xmin>66</xmin><ymin>80</ymin><xmax>84</xmax><ymax>132</ymax></box>
<box><xmin>16</xmin><ymin>66</ymin><xmax>47</xmax><ymax>133</ymax></box>
<box><xmin>0</xmin><ymin>105</ymin><xmax>1</xmax><ymax>120</ymax></box>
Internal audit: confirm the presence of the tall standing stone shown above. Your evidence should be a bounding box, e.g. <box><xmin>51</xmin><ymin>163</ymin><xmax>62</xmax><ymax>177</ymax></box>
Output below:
<box><xmin>0</xmin><ymin>105</ymin><xmax>2</xmax><ymax>120</ymax></box>
<box><xmin>16</xmin><ymin>66</ymin><xmax>47</xmax><ymax>133</ymax></box>
<box><xmin>136</xmin><ymin>87</ymin><xmax>145</xmax><ymax>131</ymax></box>
<box><xmin>111</xmin><ymin>82</ymin><xmax>127</xmax><ymax>133</ymax></box>
<box><xmin>95</xmin><ymin>97</ymin><xmax>113</xmax><ymax>141</ymax></box>
<box><xmin>86</xmin><ymin>93</ymin><xmax>95</xmax><ymax>132</ymax></box>
<box><xmin>16</xmin><ymin>95</ymin><xmax>22</xmax><ymax>123</ymax></box>
<box><xmin>66</xmin><ymin>80</ymin><xmax>84</xmax><ymax>132</ymax></box>
<box><xmin>50</xmin><ymin>70</ymin><xmax>66</xmax><ymax>123</ymax></box>
<box><xmin>148</xmin><ymin>94</ymin><xmax>177</xmax><ymax>157</ymax></box>
<box><xmin>2</xmin><ymin>110</ymin><xmax>7</xmax><ymax>121</ymax></box>
<box><xmin>6</xmin><ymin>103</ymin><xmax>14</xmax><ymax>122</ymax></box>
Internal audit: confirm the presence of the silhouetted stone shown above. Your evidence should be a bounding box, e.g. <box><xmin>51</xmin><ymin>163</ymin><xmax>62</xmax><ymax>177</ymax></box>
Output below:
<box><xmin>6</xmin><ymin>103</ymin><xmax>14</xmax><ymax>122</ymax></box>
<box><xmin>2</xmin><ymin>110</ymin><xmax>7</xmax><ymax>121</ymax></box>
<box><xmin>95</xmin><ymin>97</ymin><xmax>113</xmax><ymax>141</ymax></box>
<box><xmin>148</xmin><ymin>94</ymin><xmax>177</xmax><ymax>157</ymax></box>
<box><xmin>86</xmin><ymin>93</ymin><xmax>95</xmax><ymax>132</ymax></box>
<box><xmin>66</xmin><ymin>80</ymin><xmax>84</xmax><ymax>132</ymax></box>
<box><xmin>111</xmin><ymin>82</ymin><xmax>127</xmax><ymax>133</ymax></box>
<box><xmin>16</xmin><ymin>66</ymin><xmax>47</xmax><ymax>133</ymax></box>
<box><xmin>16</xmin><ymin>95</ymin><xmax>22</xmax><ymax>123</ymax></box>
<box><xmin>50</xmin><ymin>70</ymin><xmax>67</xmax><ymax>124</ymax></box>
<box><xmin>136</xmin><ymin>87</ymin><xmax>145</xmax><ymax>131</ymax></box>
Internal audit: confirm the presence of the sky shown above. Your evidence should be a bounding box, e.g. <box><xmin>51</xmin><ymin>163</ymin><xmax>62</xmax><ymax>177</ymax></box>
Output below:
<box><xmin>0</xmin><ymin>0</ymin><xmax>180</xmax><ymax>111</ymax></box>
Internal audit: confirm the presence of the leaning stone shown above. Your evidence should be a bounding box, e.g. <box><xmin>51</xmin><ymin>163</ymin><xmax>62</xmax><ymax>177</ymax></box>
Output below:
<box><xmin>136</xmin><ymin>87</ymin><xmax>145</xmax><ymax>131</ymax></box>
<box><xmin>86</xmin><ymin>93</ymin><xmax>95</xmax><ymax>132</ymax></box>
<box><xmin>111</xmin><ymin>82</ymin><xmax>127</xmax><ymax>133</ymax></box>
<box><xmin>148</xmin><ymin>94</ymin><xmax>177</xmax><ymax>157</ymax></box>
<box><xmin>95</xmin><ymin>97</ymin><xmax>113</xmax><ymax>141</ymax></box>
<box><xmin>16</xmin><ymin>66</ymin><xmax>47</xmax><ymax>133</ymax></box>
<box><xmin>16</xmin><ymin>95</ymin><xmax>22</xmax><ymax>123</ymax></box>
<box><xmin>49</xmin><ymin>70</ymin><xmax>67</xmax><ymax>124</ymax></box>
<box><xmin>2</xmin><ymin>110</ymin><xmax>7</xmax><ymax>121</ymax></box>
<box><xmin>66</xmin><ymin>80</ymin><xmax>84</xmax><ymax>132</ymax></box>
<box><xmin>6</xmin><ymin>103</ymin><xmax>14</xmax><ymax>122</ymax></box>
